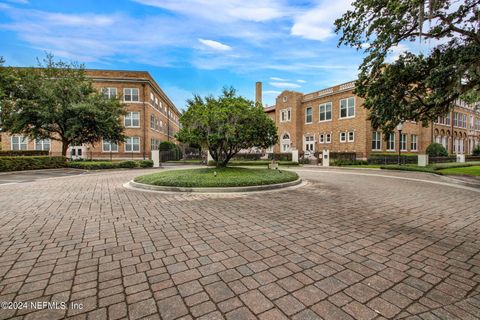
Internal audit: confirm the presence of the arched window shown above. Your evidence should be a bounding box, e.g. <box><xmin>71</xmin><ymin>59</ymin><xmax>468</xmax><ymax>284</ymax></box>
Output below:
<box><xmin>281</xmin><ymin>133</ymin><xmax>291</xmax><ymax>152</ymax></box>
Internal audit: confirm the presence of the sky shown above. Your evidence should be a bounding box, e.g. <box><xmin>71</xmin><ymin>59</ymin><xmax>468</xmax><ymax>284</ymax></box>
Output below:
<box><xmin>0</xmin><ymin>0</ymin><xmax>385</xmax><ymax>110</ymax></box>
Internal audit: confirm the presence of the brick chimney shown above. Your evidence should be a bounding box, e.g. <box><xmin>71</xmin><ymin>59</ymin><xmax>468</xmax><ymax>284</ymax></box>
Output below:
<box><xmin>255</xmin><ymin>81</ymin><xmax>262</xmax><ymax>106</ymax></box>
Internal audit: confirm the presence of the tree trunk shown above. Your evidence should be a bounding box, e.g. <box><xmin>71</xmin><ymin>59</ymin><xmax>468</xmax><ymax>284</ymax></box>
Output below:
<box><xmin>61</xmin><ymin>141</ymin><xmax>69</xmax><ymax>157</ymax></box>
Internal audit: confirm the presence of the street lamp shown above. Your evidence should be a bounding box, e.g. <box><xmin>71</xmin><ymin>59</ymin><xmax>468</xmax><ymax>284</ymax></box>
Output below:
<box><xmin>396</xmin><ymin>122</ymin><xmax>404</xmax><ymax>165</ymax></box>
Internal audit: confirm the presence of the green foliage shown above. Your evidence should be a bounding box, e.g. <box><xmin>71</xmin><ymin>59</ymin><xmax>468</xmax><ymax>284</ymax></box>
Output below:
<box><xmin>66</xmin><ymin>160</ymin><xmax>151</xmax><ymax>170</ymax></box>
<box><xmin>0</xmin><ymin>150</ymin><xmax>49</xmax><ymax>157</ymax></box>
<box><xmin>267</xmin><ymin>153</ymin><xmax>292</xmax><ymax>161</ymax></box>
<box><xmin>472</xmin><ymin>144</ymin><xmax>480</xmax><ymax>156</ymax></box>
<box><xmin>134</xmin><ymin>167</ymin><xmax>298</xmax><ymax>188</ymax></box>
<box><xmin>438</xmin><ymin>166</ymin><xmax>480</xmax><ymax>176</ymax></box>
<box><xmin>332</xmin><ymin>159</ymin><xmax>368</xmax><ymax>166</ymax></box>
<box><xmin>0</xmin><ymin>54</ymin><xmax>125</xmax><ymax>156</ymax></box>
<box><xmin>335</xmin><ymin>0</ymin><xmax>480</xmax><ymax>133</ymax></box>
<box><xmin>226</xmin><ymin>160</ymin><xmax>298</xmax><ymax>166</ymax></box>
<box><xmin>159</xmin><ymin>141</ymin><xmax>182</xmax><ymax>160</ymax></box>
<box><xmin>176</xmin><ymin>87</ymin><xmax>278</xmax><ymax>167</ymax></box>
<box><xmin>0</xmin><ymin>156</ymin><xmax>66</xmax><ymax>172</ymax></box>
<box><xmin>380</xmin><ymin>165</ymin><xmax>438</xmax><ymax>174</ymax></box>
<box><xmin>426</xmin><ymin>143</ymin><xmax>448</xmax><ymax>157</ymax></box>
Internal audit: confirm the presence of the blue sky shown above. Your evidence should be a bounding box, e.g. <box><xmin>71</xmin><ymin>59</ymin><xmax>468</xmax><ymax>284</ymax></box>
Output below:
<box><xmin>0</xmin><ymin>0</ymin><xmax>386</xmax><ymax>110</ymax></box>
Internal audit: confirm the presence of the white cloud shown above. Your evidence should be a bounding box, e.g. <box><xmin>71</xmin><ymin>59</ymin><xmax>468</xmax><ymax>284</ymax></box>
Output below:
<box><xmin>264</xmin><ymin>90</ymin><xmax>281</xmax><ymax>95</ymax></box>
<box><xmin>270</xmin><ymin>76</ymin><xmax>288</xmax><ymax>81</ymax></box>
<box><xmin>198</xmin><ymin>39</ymin><xmax>232</xmax><ymax>51</ymax></box>
<box><xmin>269</xmin><ymin>82</ymin><xmax>301</xmax><ymax>89</ymax></box>
<box><xmin>297</xmin><ymin>79</ymin><xmax>306</xmax><ymax>83</ymax></box>
<box><xmin>291</xmin><ymin>0</ymin><xmax>352</xmax><ymax>41</ymax></box>
<box><xmin>132</xmin><ymin>0</ymin><xmax>288</xmax><ymax>22</ymax></box>
<box><xmin>387</xmin><ymin>43</ymin><xmax>409</xmax><ymax>62</ymax></box>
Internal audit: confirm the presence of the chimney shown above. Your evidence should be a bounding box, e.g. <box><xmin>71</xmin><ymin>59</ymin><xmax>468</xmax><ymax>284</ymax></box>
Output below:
<box><xmin>255</xmin><ymin>81</ymin><xmax>262</xmax><ymax>106</ymax></box>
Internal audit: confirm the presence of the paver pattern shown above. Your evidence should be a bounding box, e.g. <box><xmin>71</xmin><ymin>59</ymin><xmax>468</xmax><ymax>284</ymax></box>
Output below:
<box><xmin>0</xmin><ymin>167</ymin><xmax>479</xmax><ymax>320</ymax></box>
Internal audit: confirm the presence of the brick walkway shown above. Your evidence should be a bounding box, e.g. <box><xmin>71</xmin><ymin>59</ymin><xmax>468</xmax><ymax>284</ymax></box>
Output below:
<box><xmin>0</xmin><ymin>168</ymin><xmax>479</xmax><ymax>319</ymax></box>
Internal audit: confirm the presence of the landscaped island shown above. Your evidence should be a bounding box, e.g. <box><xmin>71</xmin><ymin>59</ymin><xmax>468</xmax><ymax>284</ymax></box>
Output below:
<box><xmin>134</xmin><ymin>167</ymin><xmax>298</xmax><ymax>188</ymax></box>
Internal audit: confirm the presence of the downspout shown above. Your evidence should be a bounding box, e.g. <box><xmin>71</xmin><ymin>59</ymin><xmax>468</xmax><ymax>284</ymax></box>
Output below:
<box><xmin>450</xmin><ymin>110</ymin><xmax>454</xmax><ymax>154</ymax></box>
<box><xmin>142</xmin><ymin>83</ymin><xmax>146</xmax><ymax>160</ymax></box>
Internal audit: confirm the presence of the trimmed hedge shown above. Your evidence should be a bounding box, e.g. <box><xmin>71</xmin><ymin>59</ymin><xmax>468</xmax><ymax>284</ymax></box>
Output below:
<box><xmin>233</xmin><ymin>153</ymin><xmax>264</xmax><ymax>161</ymax></box>
<box><xmin>368</xmin><ymin>154</ymin><xmax>417</xmax><ymax>165</ymax></box>
<box><xmin>208</xmin><ymin>160</ymin><xmax>298</xmax><ymax>166</ymax></box>
<box><xmin>472</xmin><ymin>145</ymin><xmax>480</xmax><ymax>156</ymax></box>
<box><xmin>0</xmin><ymin>156</ymin><xmax>66</xmax><ymax>172</ymax></box>
<box><xmin>426</xmin><ymin>143</ymin><xmax>448</xmax><ymax>157</ymax></box>
<box><xmin>332</xmin><ymin>159</ymin><xmax>368</xmax><ymax>166</ymax></box>
<box><xmin>267</xmin><ymin>153</ymin><xmax>293</xmax><ymax>161</ymax></box>
<box><xmin>67</xmin><ymin>160</ymin><xmax>153</xmax><ymax>170</ymax></box>
<box><xmin>0</xmin><ymin>150</ymin><xmax>49</xmax><ymax>157</ymax></box>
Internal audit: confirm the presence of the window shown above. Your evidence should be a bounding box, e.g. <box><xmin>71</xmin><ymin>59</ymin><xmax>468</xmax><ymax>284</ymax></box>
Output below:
<box><xmin>280</xmin><ymin>109</ymin><xmax>291</xmax><ymax>122</ymax></box>
<box><xmin>387</xmin><ymin>133</ymin><xmax>395</xmax><ymax>151</ymax></box>
<box><xmin>102</xmin><ymin>140</ymin><xmax>118</xmax><ymax>152</ymax></box>
<box><xmin>326</xmin><ymin>133</ymin><xmax>331</xmax><ymax>143</ymax></box>
<box><xmin>445</xmin><ymin>113</ymin><xmax>451</xmax><ymax>125</ymax></box>
<box><xmin>125</xmin><ymin>137</ymin><xmax>140</xmax><ymax>152</ymax></box>
<box><xmin>102</xmin><ymin>87</ymin><xmax>117</xmax><ymax>99</ymax></box>
<box><xmin>340</xmin><ymin>97</ymin><xmax>355</xmax><ymax>118</ymax></box>
<box><xmin>319</xmin><ymin>102</ymin><xmax>332</xmax><ymax>121</ymax></box>
<box><xmin>348</xmin><ymin>131</ymin><xmax>355</xmax><ymax>142</ymax></box>
<box><xmin>124</xmin><ymin>88</ymin><xmax>139</xmax><ymax>102</ymax></box>
<box><xmin>340</xmin><ymin>132</ymin><xmax>347</xmax><ymax>143</ymax></box>
<box><xmin>411</xmin><ymin>134</ymin><xmax>418</xmax><ymax>151</ymax></box>
<box><xmin>463</xmin><ymin>114</ymin><xmax>467</xmax><ymax>128</ymax></box>
<box><xmin>281</xmin><ymin>133</ymin><xmax>291</xmax><ymax>152</ymax></box>
<box><xmin>305</xmin><ymin>107</ymin><xmax>313</xmax><ymax>123</ymax></box>
<box><xmin>400</xmin><ymin>133</ymin><xmax>407</xmax><ymax>151</ymax></box>
<box><xmin>150</xmin><ymin>92</ymin><xmax>154</xmax><ymax>104</ymax></box>
<box><xmin>304</xmin><ymin>135</ymin><xmax>315</xmax><ymax>152</ymax></box>
<box><xmin>35</xmin><ymin>138</ymin><xmax>50</xmax><ymax>151</ymax></box>
<box><xmin>453</xmin><ymin>112</ymin><xmax>458</xmax><ymax>127</ymax></box>
<box><xmin>283</xmin><ymin>96</ymin><xmax>287</xmax><ymax>102</ymax></box>
<box><xmin>151</xmin><ymin>138</ymin><xmax>160</xmax><ymax>150</ymax></box>
<box><xmin>11</xmin><ymin>136</ymin><xmax>28</xmax><ymax>150</ymax></box>
<box><xmin>155</xmin><ymin>97</ymin><xmax>159</xmax><ymax>107</ymax></box>
<box><xmin>150</xmin><ymin>114</ymin><xmax>155</xmax><ymax>129</ymax></box>
<box><xmin>319</xmin><ymin>134</ymin><xmax>325</xmax><ymax>144</ymax></box>
<box><xmin>125</xmin><ymin>112</ymin><xmax>140</xmax><ymax>127</ymax></box>
<box><xmin>372</xmin><ymin>132</ymin><xmax>381</xmax><ymax>150</ymax></box>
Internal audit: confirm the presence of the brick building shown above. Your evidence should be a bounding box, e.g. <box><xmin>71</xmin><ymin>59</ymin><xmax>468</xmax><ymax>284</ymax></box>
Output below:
<box><xmin>1</xmin><ymin>69</ymin><xmax>181</xmax><ymax>159</ymax></box>
<box><xmin>261</xmin><ymin>81</ymin><xmax>480</xmax><ymax>159</ymax></box>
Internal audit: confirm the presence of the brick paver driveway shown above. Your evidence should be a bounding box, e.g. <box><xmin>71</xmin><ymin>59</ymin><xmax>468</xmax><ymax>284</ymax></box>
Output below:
<box><xmin>0</xmin><ymin>167</ymin><xmax>479</xmax><ymax>320</ymax></box>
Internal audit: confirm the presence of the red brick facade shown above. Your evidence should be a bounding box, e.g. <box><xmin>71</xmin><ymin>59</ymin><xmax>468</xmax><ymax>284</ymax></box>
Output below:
<box><xmin>264</xmin><ymin>81</ymin><xmax>480</xmax><ymax>159</ymax></box>
<box><xmin>0</xmin><ymin>69</ymin><xmax>181</xmax><ymax>160</ymax></box>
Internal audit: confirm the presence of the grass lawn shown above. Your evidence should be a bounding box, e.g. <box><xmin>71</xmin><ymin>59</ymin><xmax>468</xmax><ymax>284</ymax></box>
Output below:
<box><xmin>134</xmin><ymin>167</ymin><xmax>299</xmax><ymax>187</ymax></box>
<box><xmin>166</xmin><ymin>160</ymin><xmax>202</xmax><ymax>164</ymax></box>
<box><xmin>437</xmin><ymin>166</ymin><xmax>480</xmax><ymax>176</ymax></box>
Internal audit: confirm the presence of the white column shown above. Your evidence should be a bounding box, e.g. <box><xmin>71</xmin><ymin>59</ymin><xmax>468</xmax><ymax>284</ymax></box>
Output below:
<box><xmin>151</xmin><ymin>150</ymin><xmax>160</xmax><ymax>167</ymax></box>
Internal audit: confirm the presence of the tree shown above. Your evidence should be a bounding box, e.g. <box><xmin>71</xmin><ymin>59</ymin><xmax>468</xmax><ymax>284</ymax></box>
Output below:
<box><xmin>335</xmin><ymin>0</ymin><xmax>480</xmax><ymax>132</ymax></box>
<box><xmin>176</xmin><ymin>88</ymin><xmax>278</xmax><ymax>167</ymax></box>
<box><xmin>0</xmin><ymin>54</ymin><xmax>126</xmax><ymax>156</ymax></box>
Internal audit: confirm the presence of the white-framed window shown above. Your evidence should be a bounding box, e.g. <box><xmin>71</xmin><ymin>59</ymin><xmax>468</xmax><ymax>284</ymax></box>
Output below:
<box><xmin>400</xmin><ymin>133</ymin><xmax>407</xmax><ymax>151</ymax></box>
<box><xmin>102</xmin><ymin>87</ymin><xmax>117</xmax><ymax>99</ymax></box>
<box><xmin>304</xmin><ymin>135</ymin><xmax>315</xmax><ymax>152</ymax></box>
<box><xmin>151</xmin><ymin>138</ymin><xmax>161</xmax><ymax>150</ymax></box>
<box><xmin>125</xmin><ymin>137</ymin><xmax>140</xmax><ymax>152</ymax></box>
<box><xmin>155</xmin><ymin>97</ymin><xmax>159</xmax><ymax>107</ymax></box>
<box><xmin>387</xmin><ymin>133</ymin><xmax>395</xmax><ymax>151</ymax></box>
<box><xmin>125</xmin><ymin>112</ymin><xmax>140</xmax><ymax>128</ymax></box>
<box><xmin>35</xmin><ymin>138</ymin><xmax>50</xmax><ymax>151</ymax></box>
<box><xmin>411</xmin><ymin>134</ymin><xmax>418</xmax><ymax>151</ymax></box>
<box><xmin>11</xmin><ymin>135</ymin><xmax>28</xmax><ymax>150</ymax></box>
<box><xmin>266</xmin><ymin>145</ymin><xmax>274</xmax><ymax>153</ymax></box>
<box><xmin>319</xmin><ymin>102</ymin><xmax>332</xmax><ymax>122</ymax></box>
<box><xmin>280</xmin><ymin>109</ymin><xmax>291</xmax><ymax>122</ymax></box>
<box><xmin>348</xmin><ymin>131</ymin><xmax>355</xmax><ymax>142</ymax></box>
<box><xmin>340</xmin><ymin>132</ymin><xmax>347</xmax><ymax>143</ymax></box>
<box><xmin>305</xmin><ymin>107</ymin><xmax>313</xmax><ymax>124</ymax></box>
<box><xmin>150</xmin><ymin>92</ymin><xmax>154</xmax><ymax>104</ymax></box>
<box><xmin>124</xmin><ymin>88</ymin><xmax>139</xmax><ymax>102</ymax></box>
<box><xmin>372</xmin><ymin>131</ymin><xmax>381</xmax><ymax>150</ymax></box>
<box><xmin>281</xmin><ymin>133</ymin><xmax>291</xmax><ymax>152</ymax></box>
<box><xmin>319</xmin><ymin>134</ymin><xmax>325</xmax><ymax>144</ymax></box>
<box><xmin>326</xmin><ymin>133</ymin><xmax>331</xmax><ymax>143</ymax></box>
<box><xmin>340</xmin><ymin>97</ymin><xmax>355</xmax><ymax>119</ymax></box>
<box><xmin>102</xmin><ymin>140</ymin><xmax>118</xmax><ymax>152</ymax></box>
<box><xmin>283</xmin><ymin>96</ymin><xmax>287</xmax><ymax>102</ymax></box>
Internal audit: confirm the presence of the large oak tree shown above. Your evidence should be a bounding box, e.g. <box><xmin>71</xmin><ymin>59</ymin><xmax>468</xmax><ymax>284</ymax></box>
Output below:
<box><xmin>0</xmin><ymin>55</ymin><xmax>126</xmax><ymax>156</ymax></box>
<box><xmin>176</xmin><ymin>88</ymin><xmax>278</xmax><ymax>167</ymax></box>
<box><xmin>335</xmin><ymin>0</ymin><xmax>480</xmax><ymax>132</ymax></box>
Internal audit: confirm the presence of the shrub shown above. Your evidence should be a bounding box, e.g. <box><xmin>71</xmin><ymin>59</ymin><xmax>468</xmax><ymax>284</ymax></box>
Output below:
<box><xmin>426</xmin><ymin>143</ymin><xmax>448</xmax><ymax>157</ymax></box>
<box><xmin>332</xmin><ymin>159</ymin><xmax>368</xmax><ymax>166</ymax></box>
<box><xmin>233</xmin><ymin>153</ymin><xmax>263</xmax><ymax>161</ymax></box>
<box><xmin>66</xmin><ymin>160</ymin><xmax>151</xmax><ymax>170</ymax></box>
<box><xmin>0</xmin><ymin>156</ymin><xmax>66</xmax><ymax>172</ymax></box>
<box><xmin>0</xmin><ymin>150</ymin><xmax>49</xmax><ymax>157</ymax></box>
<box><xmin>159</xmin><ymin>141</ymin><xmax>182</xmax><ymax>160</ymax></box>
<box><xmin>472</xmin><ymin>144</ymin><xmax>480</xmax><ymax>156</ymax></box>
<box><xmin>267</xmin><ymin>153</ymin><xmax>292</xmax><ymax>161</ymax></box>
<box><xmin>138</xmin><ymin>160</ymin><xmax>154</xmax><ymax>168</ymax></box>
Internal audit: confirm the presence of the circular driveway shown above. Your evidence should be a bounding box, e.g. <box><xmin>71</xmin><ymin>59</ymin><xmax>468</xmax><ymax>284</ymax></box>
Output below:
<box><xmin>0</xmin><ymin>167</ymin><xmax>479</xmax><ymax>319</ymax></box>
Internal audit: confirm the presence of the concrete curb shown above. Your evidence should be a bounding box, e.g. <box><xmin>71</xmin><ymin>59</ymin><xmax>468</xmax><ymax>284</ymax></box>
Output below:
<box><xmin>127</xmin><ymin>178</ymin><xmax>303</xmax><ymax>193</ymax></box>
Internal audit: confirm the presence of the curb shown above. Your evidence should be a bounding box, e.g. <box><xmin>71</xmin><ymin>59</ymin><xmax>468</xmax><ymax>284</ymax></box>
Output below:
<box><xmin>127</xmin><ymin>178</ymin><xmax>303</xmax><ymax>193</ymax></box>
